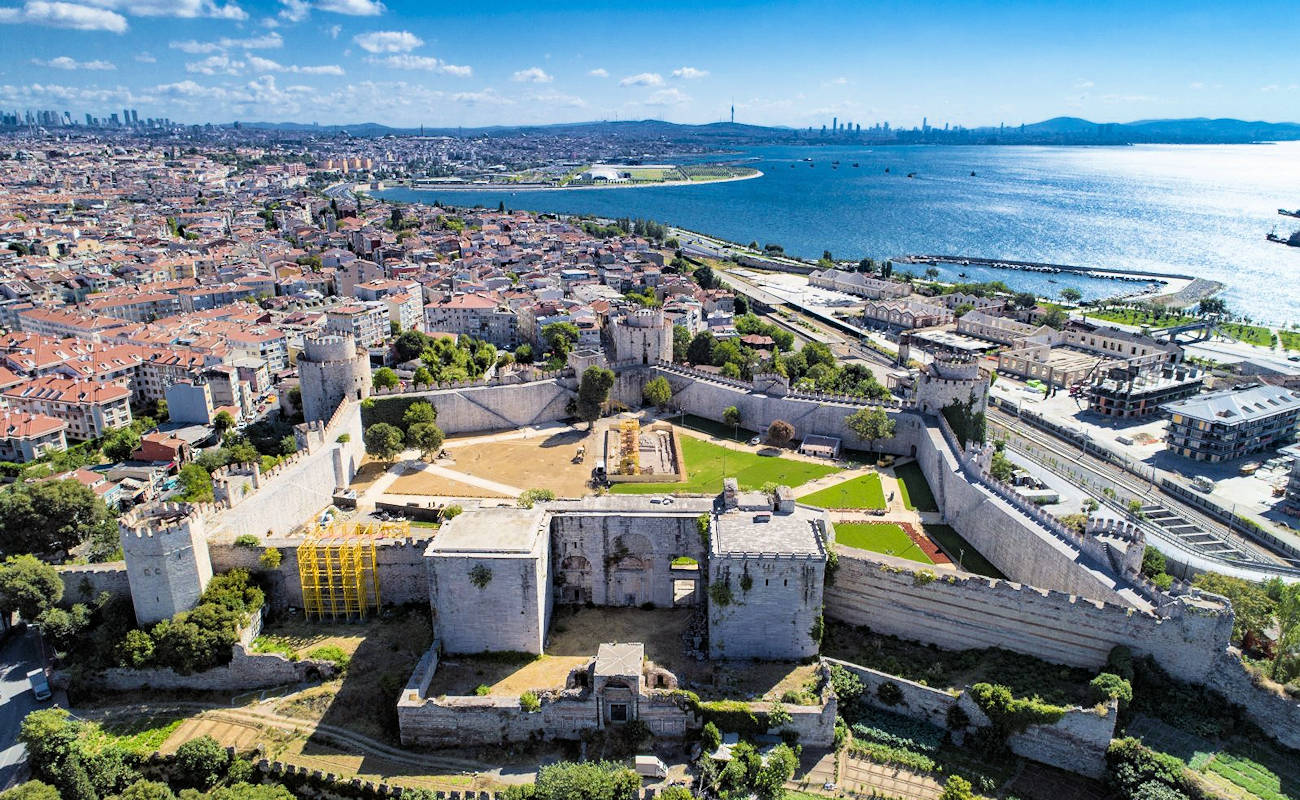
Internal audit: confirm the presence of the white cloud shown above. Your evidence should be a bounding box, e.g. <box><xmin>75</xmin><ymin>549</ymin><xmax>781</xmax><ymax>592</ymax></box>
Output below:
<box><xmin>526</xmin><ymin>91</ymin><xmax>585</xmax><ymax>108</ymax></box>
<box><xmin>247</xmin><ymin>55</ymin><xmax>344</xmax><ymax>75</ymax></box>
<box><xmin>1074</xmin><ymin>78</ymin><xmax>1095</xmax><ymax>89</ymax></box>
<box><xmin>316</xmin><ymin>0</ymin><xmax>382</xmax><ymax>14</ymax></box>
<box><xmin>511</xmin><ymin>66</ymin><xmax>552</xmax><ymax>84</ymax></box>
<box><xmin>82</xmin><ymin>0</ymin><xmax>247</xmax><ymax>20</ymax></box>
<box><xmin>366</xmin><ymin>54</ymin><xmax>470</xmax><ymax>76</ymax></box>
<box><xmin>135</xmin><ymin>52</ymin><xmax>156</xmax><ymax>62</ymax></box>
<box><xmin>31</xmin><ymin>55</ymin><xmax>116</xmax><ymax>70</ymax></box>
<box><xmin>587</xmin><ymin>68</ymin><xmax>608</xmax><ymax>78</ymax></box>
<box><xmin>823</xmin><ymin>76</ymin><xmax>847</xmax><ymax>86</ymax></box>
<box><xmin>186</xmin><ymin>55</ymin><xmax>242</xmax><ymax>75</ymax></box>
<box><xmin>670</xmin><ymin>66</ymin><xmax>707</xmax><ymax>79</ymax></box>
<box><xmin>170</xmin><ymin>32</ymin><xmax>282</xmax><ymax>53</ymax></box>
<box><xmin>643</xmin><ymin>87</ymin><xmax>689</xmax><ymax>106</ymax></box>
<box><xmin>619</xmin><ymin>72</ymin><xmax>662</xmax><ymax>87</ymax></box>
<box><xmin>0</xmin><ymin>1</ymin><xmax>127</xmax><ymax>32</ymax></box>
<box><xmin>352</xmin><ymin>29</ymin><xmax>421</xmax><ymax>53</ymax></box>
<box><xmin>277</xmin><ymin>0</ymin><xmax>308</xmax><ymax>20</ymax></box>
<box><xmin>451</xmin><ymin>88</ymin><xmax>513</xmax><ymax>106</ymax></box>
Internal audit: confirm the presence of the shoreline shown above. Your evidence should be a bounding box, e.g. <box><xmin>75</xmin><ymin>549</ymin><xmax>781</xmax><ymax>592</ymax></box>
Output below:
<box><xmin>379</xmin><ymin>170</ymin><xmax>764</xmax><ymax>193</ymax></box>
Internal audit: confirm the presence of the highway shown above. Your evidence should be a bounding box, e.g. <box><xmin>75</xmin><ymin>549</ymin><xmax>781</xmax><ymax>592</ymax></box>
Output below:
<box><xmin>0</xmin><ymin>627</ymin><xmax>51</xmax><ymax>790</ymax></box>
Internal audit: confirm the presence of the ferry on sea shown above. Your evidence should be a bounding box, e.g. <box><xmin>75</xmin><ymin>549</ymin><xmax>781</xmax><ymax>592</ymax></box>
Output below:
<box><xmin>1280</xmin><ymin>208</ymin><xmax>1300</xmax><ymax>219</ymax></box>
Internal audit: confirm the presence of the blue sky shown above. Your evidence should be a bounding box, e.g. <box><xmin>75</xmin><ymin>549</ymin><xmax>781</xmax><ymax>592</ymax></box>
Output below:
<box><xmin>2</xmin><ymin>0</ymin><xmax>1298</xmax><ymax>127</ymax></box>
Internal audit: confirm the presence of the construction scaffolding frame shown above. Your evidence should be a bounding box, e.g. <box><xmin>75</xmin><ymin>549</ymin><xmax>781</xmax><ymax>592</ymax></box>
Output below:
<box><xmin>618</xmin><ymin>418</ymin><xmax>640</xmax><ymax>475</ymax></box>
<box><xmin>297</xmin><ymin>520</ymin><xmax>408</xmax><ymax>621</ymax></box>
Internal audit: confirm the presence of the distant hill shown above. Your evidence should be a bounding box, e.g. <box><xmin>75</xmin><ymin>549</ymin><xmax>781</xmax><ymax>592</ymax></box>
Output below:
<box><xmin>231</xmin><ymin>116</ymin><xmax>1300</xmax><ymax>145</ymax></box>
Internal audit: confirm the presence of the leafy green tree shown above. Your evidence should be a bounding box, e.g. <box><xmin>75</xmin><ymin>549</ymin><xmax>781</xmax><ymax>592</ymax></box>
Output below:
<box><xmin>402</xmin><ymin>401</ymin><xmax>437</xmax><ymax>428</ymax></box>
<box><xmin>259</xmin><ymin>547</ymin><xmax>282</xmax><ymax>569</ymax></box>
<box><xmin>722</xmin><ymin>406</ymin><xmax>742</xmax><ymax>430</ymax></box>
<box><xmin>672</xmin><ymin>325</ymin><xmax>691</xmax><ymax>362</ymax></box>
<box><xmin>938</xmin><ymin>775</ymin><xmax>973</xmax><ymax>800</ymax></box>
<box><xmin>116</xmin><ymin>780</ymin><xmax>177</xmax><ymax>800</ymax></box>
<box><xmin>408</xmin><ymin>422</ymin><xmax>445</xmax><ymax>461</ymax></box>
<box><xmin>19</xmin><ymin>709</ymin><xmax>79</xmax><ymax>779</ymax></box>
<box><xmin>845</xmin><ymin>406</ymin><xmax>896</xmax><ymax>447</ymax></box>
<box><xmin>0</xmin><ymin>480</ymin><xmax>117</xmax><ymax>556</ymax></box>
<box><xmin>542</xmin><ymin>322</ymin><xmax>580</xmax><ymax>359</ymax></box>
<box><xmin>176</xmin><ymin>463</ymin><xmax>214</xmax><ymax>502</ymax></box>
<box><xmin>1197</xmin><ymin>297</ymin><xmax>1228</xmax><ymax>317</ymax></box>
<box><xmin>1272</xmin><ymin>581</ymin><xmax>1300</xmax><ymax>679</ymax></box>
<box><xmin>533</xmin><ymin>761</ymin><xmax>639</xmax><ymax>800</ymax></box>
<box><xmin>515</xmin><ymin>343</ymin><xmax>534</xmax><ymax>364</ymax></box>
<box><xmin>642</xmin><ymin>376</ymin><xmax>672</xmax><ymax>410</ymax></box>
<box><xmin>693</xmin><ymin>265</ymin><xmax>717</xmax><ymax>289</ymax></box>
<box><xmin>278</xmin><ymin>435</ymin><xmax>298</xmax><ymax>456</ymax></box>
<box><xmin>372</xmin><ymin>367</ymin><xmax>399</xmax><ymax>390</ymax></box>
<box><xmin>0</xmin><ymin>782</ymin><xmax>62</xmax><ymax>800</ymax></box>
<box><xmin>116</xmin><ymin>628</ymin><xmax>155</xmax><ymax>668</ymax></box>
<box><xmin>700</xmin><ymin>720</ymin><xmax>722</xmax><ymax>752</ymax></box>
<box><xmin>989</xmin><ymin>450</ymin><xmax>1015</xmax><ymax>482</ymax></box>
<box><xmin>102</xmin><ymin>427</ymin><xmax>142</xmax><ymax>462</ymax></box>
<box><xmin>0</xmin><ymin>555</ymin><xmax>63</xmax><ymax>621</ymax></box>
<box><xmin>213</xmin><ymin>411</ymin><xmax>235</xmax><ymax>434</ymax></box>
<box><xmin>364</xmin><ymin>423</ymin><xmax>405</xmax><ymax>461</ymax></box>
<box><xmin>1060</xmin><ymin>287</ymin><xmax>1083</xmax><ymax>304</ymax></box>
<box><xmin>174</xmin><ymin>735</ymin><xmax>229</xmax><ymax>789</ymax></box>
<box><xmin>35</xmin><ymin>604</ymin><xmax>90</xmax><ymax>652</ymax></box>
<box><xmin>1013</xmin><ymin>292</ymin><xmax>1038</xmax><ymax>309</ymax></box>
<box><xmin>687</xmin><ymin>331</ymin><xmax>716</xmax><ymax>365</ymax></box>
<box><xmin>1192</xmin><ymin>572</ymin><xmax>1275</xmax><ymax>642</ymax></box>
<box><xmin>412</xmin><ymin>366</ymin><xmax>433</xmax><ymax>385</ymax></box>
<box><xmin>1141</xmin><ymin>546</ymin><xmax>1167</xmax><ymax>578</ymax></box>
<box><xmin>1088</xmin><ymin>672</ymin><xmax>1133</xmax><ymax>709</ymax></box>
<box><xmin>752</xmin><ymin>743</ymin><xmax>798</xmax><ymax>800</ymax></box>
<box><xmin>576</xmin><ymin>366</ymin><xmax>615</xmax><ymax>428</ymax></box>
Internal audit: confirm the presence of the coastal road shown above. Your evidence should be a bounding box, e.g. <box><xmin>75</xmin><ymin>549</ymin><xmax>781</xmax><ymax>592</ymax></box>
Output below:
<box><xmin>0</xmin><ymin>627</ymin><xmax>52</xmax><ymax>790</ymax></box>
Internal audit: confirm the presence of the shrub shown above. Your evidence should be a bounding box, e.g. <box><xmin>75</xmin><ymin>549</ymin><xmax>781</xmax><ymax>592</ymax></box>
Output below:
<box><xmin>233</xmin><ymin>535</ymin><xmax>260</xmax><ymax>548</ymax></box>
<box><xmin>767</xmin><ymin>702</ymin><xmax>792</xmax><ymax>729</ymax></box>
<box><xmin>518</xmin><ymin>488</ymin><xmax>556</xmax><ymax>509</ymax></box>
<box><xmin>1107</xmin><ymin>646</ymin><xmax>1135</xmax><ymax>682</ymax></box>
<box><xmin>442</xmin><ymin>504</ymin><xmax>463</xmax><ymax>520</ymax></box>
<box><xmin>307</xmin><ymin>645</ymin><xmax>351</xmax><ymax>671</ymax></box>
<box><xmin>469</xmin><ymin>564</ymin><xmax>493</xmax><ymax>589</ymax></box>
<box><xmin>520</xmin><ymin>691</ymin><xmax>541</xmax><ymax>712</ymax></box>
<box><xmin>708</xmin><ymin>582</ymin><xmax>733</xmax><ymax>607</ymax></box>
<box><xmin>173</xmin><ymin>735</ymin><xmax>229</xmax><ymax>789</ymax></box>
<box><xmin>969</xmin><ymin>682</ymin><xmax>1066</xmax><ymax>737</ymax></box>
<box><xmin>1106</xmin><ymin>737</ymin><xmax>1194</xmax><ymax>800</ymax></box>
<box><xmin>939</xmin><ymin>775</ymin><xmax>973</xmax><ymax>800</ymax></box>
<box><xmin>474</xmin><ymin>684</ymin><xmax>490</xmax><ymax>696</ymax></box>
<box><xmin>876</xmin><ymin>681</ymin><xmax>904</xmax><ymax>706</ymax></box>
<box><xmin>258</xmin><ymin>547</ymin><xmax>282</xmax><ymax>569</ymax></box>
<box><xmin>1089</xmin><ymin>672</ymin><xmax>1133</xmax><ymax>709</ymax></box>
<box><xmin>698</xmin><ymin>700</ymin><xmax>765</xmax><ymax>738</ymax></box>
<box><xmin>700</xmin><ymin>721</ymin><xmax>722</xmax><ymax>752</ymax></box>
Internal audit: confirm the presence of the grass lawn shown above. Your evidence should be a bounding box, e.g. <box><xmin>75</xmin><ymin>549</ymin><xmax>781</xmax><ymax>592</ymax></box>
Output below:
<box><xmin>611</xmin><ymin>435</ymin><xmax>839</xmax><ymax>494</ymax></box>
<box><xmin>675</xmin><ymin>412</ymin><xmax>757</xmax><ymax>443</ymax></box>
<box><xmin>1221</xmin><ymin>322</ymin><xmax>1276</xmax><ymax>348</ymax></box>
<box><xmin>799</xmin><ymin>473</ymin><xmax>886</xmax><ymax>509</ymax></box>
<box><xmin>90</xmin><ymin>714</ymin><xmax>186</xmax><ymax>755</ymax></box>
<box><xmin>924</xmin><ymin>524</ymin><xmax>1005</xmax><ymax>579</ymax></box>
<box><xmin>893</xmin><ymin>461</ymin><xmax>938</xmax><ymax>512</ymax></box>
<box><xmin>835</xmin><ymin>522</ymin><xmax>934</xmax><ymax>564</ymax></box>
<box><xmin>1089</xmin><ymin>308</ymin><xmax>1197</xmax><ymax>327</ymax></box>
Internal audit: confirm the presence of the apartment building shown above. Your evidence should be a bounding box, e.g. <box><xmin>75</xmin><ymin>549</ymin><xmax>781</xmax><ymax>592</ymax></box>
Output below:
<box><xmin>424</xmin><ymin>292</ymin><xmax>521</xmax><ymax>349</ymax></box>
<box><xmin>326</xmin><ymin>302</ymin><xmax>391</xmax><ymax>349</ymax></box>
<box><xmin>0</xmin><ymin>409</ymin><xmax>68</xmax><ymax>462</ymax></box>
<box><xmin>1162</xmin><ymin>385</ymin><xmax>1300</xmax><ymax>463</ymax></box>
<box><xmin>2</xmin><ymin>375</ymin><xmax>132</xmax><ymax>440</ymax></box>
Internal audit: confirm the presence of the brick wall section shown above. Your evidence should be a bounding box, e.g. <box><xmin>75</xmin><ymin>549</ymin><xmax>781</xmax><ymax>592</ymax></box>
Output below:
<box><xmin>56</xmin><ymin>563</ymin><xmax>130</xmax><ymax>606</ymax></box>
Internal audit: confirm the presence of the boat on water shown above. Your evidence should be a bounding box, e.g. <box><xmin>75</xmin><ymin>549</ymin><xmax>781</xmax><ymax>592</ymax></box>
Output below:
<box><xmin>884</xmin><ymin>167</ymin><xmax>890</xmax><ymax>173</ymax></box>
<box><xmin>906</xmin><ymin>172</ymin><xmax>917</xmax><ymax>178</ymax></box>
<box><xmin>957</xmin><ymin>272</ymin><xmax>968</xmax><ymax>278</ymax></box>
<box><xmin>852</xmin><ymin>162</ymin><xmax>859</xmax><ymax>167</ymax></box>
<box><xmin>1281</xmin><ymin>208</ymin><xmax>1300</xmax><ymax>219</ymax></box>
<box><xmin>1267</xmin><ymin>229</ymin><xmax>1300</xmax><ymax>247</ymax></box>
<box><xmin>801</xmin><ymin>157</ymin><xmax>813</xmax><ymax>162</ymax></box>
<box><xmin>970</xmin><ymin>171</ymin><xmax>976</xmax><ymax>176</ymax></box>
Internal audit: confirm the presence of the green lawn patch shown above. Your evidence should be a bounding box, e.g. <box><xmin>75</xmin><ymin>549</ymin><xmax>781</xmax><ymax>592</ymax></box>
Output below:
<box><xmin>799</xmin><ymin>473</ymin><xmax>885</xmax><ymax>509</ymax></box>
<box><xmin>1220</xmin><ymin>323</ymin><xmax>1276</xmax><ymax>348</ymax></box>
<box><xmin>92</xmin><ymin>715</ymin><xmax>185</xmax><ymax>755</ymax></box>
<box><xmin>612</xmin><ymin>435</ymin><xmax>839</xmax><ymax>494</ymax></box>
<box><xmin>674</xmin><ymin>413</ymin><xmax>757</xmax><ymax>443</ymax></box>
<box><xmin>893</xmin><ymin>461</ymin><xmax>937</xmax><ymax>512</ymax></box>
<box><xmin>924</xmin><ymin>524</ymin><xmax>1005</xmax><ymax>579</ymax></box>
<box><xmin>1088</xmin><ymin>308</ymin><xmax>1197</xmax><ymax>328</ymax></box>
<box><xmin>1279</xmin><ymin>330</ymin><xmax>1300</xmax><ymax>351</ymax></box>
<box><xmin>835</xmin><ymin>523</ymin><xmax>934</xmax><ymax>564</ymax></box>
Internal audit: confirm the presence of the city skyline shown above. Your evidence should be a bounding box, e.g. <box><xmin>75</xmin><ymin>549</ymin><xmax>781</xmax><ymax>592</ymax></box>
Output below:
<box><xmin>2</xmin><ymin>0</ymin><xmax>1300</xmax><ymax>129</ymax></box>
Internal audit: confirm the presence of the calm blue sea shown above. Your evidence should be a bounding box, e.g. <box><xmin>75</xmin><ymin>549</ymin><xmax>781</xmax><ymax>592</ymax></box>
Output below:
<box><xmin>376</xmin><ymin>142</ymin><xmax>1300</xmax><ymax>325</ymax></box>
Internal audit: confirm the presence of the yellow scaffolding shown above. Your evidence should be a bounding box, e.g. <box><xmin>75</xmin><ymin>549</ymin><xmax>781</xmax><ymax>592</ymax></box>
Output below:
<box><xmin>618</xmin><ymin>418</ymin><xmax>641</xmax><ymax>475</ymax></box>
<box><xmin>297</xmin><ymin>520</ymin><xmax>407</xmax><ymax>620</ymax></box>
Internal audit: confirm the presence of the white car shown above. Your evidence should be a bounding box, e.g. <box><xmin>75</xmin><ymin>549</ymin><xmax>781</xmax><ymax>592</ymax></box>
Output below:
<box><xmin>748</xmin><ymin>436</ymin><xmax>761</xmax><ymax>446</ymax></box>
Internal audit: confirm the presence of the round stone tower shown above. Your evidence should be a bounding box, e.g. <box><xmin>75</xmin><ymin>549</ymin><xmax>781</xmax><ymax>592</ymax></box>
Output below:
<box><xmin>915</xmin><ymin>351</ymin><xmax>989</xmax><ymax>415</ymax></box>
<box><xmin>298</xmin><ymin>332</ymin><xmax>372</xmax><ymax>423</ymax></box>
<box><xmin>119</xmin><ymin>503</ymin><xmax>214</xmax><ymax>626</ymax></box>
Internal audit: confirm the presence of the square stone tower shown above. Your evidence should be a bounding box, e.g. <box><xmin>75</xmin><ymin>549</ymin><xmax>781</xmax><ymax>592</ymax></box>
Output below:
<box><xmin>120</xmin><ymin>502</ymin><xmax>214</xmax><ymax>626</ymax></box>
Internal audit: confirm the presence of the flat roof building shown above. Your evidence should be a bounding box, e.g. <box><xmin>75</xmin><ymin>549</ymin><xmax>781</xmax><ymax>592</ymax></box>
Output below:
<box><xmin>1163</xmin><ymin>384</ymin><xmax>1300</xmax><ymax>462</ymax></box>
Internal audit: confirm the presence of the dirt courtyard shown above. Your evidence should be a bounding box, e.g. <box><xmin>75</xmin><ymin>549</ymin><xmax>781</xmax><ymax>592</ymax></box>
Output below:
<box><xmin>428</xmin><ymin>428</ymin><xmax>598</xmax><ymax>498</ymax></box>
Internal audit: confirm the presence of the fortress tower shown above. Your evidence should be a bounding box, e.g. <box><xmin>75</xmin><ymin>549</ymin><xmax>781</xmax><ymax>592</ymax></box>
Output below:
<box><xmin>915</xmin><ymin>351</ymin><xmax>989</xmax><ymax>416</ymax></box>
<box><xmin>609</xmin><ymin>308</ymin><xmax>673</xmax><ymax>365</ymax></box>
<box><xmin>120</xmin><ymin>503</ymin><xmax>213</xmax><ymax>626</ymax></box>
<box><xmin>298</xmin><ymin>332</ymin><xmax>372</xmax><ymax>423</ymax></box>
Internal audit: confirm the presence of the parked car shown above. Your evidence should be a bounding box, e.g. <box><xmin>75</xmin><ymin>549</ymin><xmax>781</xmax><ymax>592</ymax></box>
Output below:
<box><xmin>748</xmin><ymin>436</ymin><xmax>761</xmax><ymax>446</ymax></box>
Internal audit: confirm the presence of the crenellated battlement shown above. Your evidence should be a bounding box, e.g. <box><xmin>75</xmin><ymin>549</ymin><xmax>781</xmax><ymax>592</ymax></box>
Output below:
<box><xmin>119</xmin><ymin>501</ymin><xmax>205</xmax><ymax>540</ymax></box>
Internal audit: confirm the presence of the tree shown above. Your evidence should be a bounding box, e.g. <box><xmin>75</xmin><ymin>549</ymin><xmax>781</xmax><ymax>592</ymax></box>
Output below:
<box><xmin>515</xmin><ymin>343</ymin><xmax>534</xmax><ymax>364</ymax></box>
<box><xmin>372</xmin><ymin>367</ymin><xmax>399</xmax><ymax>390</ymax></box>
<box><xmin>394</xmin><ymin>330</ymin><xmax>433</xmax><ymax>362</ymax></box>
<box><xmin>700</xmin><ymin>720</ymin><xmax>722</xmax><ymax>752</ymax></box>
<box><xmin>692</xmin><ymin>265</ymin><xmax>716</xmax><ymax>289</ymax></box>
<box><xmin>213</xmin><ymin>411</ymin><xmax>235</xmax><ymax>435</ymax></box>
<box><xmin>0</xmin><ymin>480</ymin><xmax>117</xmax><ymax>556</ymax></box>
<box><xmin>176</xmin><ymin>463</ymin><xmax>214</xmax><ymax>502</ymax></box>
<box><xmin>259</xmin><ymin>547</ymin><xmax>282</xmax><ymax>569</ymax></box>
<box><xmin>1060</xmin><ymin>287</ymin><xmax>1083</xmax><ymax>304</ymax></box>
<box><xmin>19</xmin><ymin>709</ymin><xmax>79</xmax><ymax>782</ymax></box>
<box><xmin>576</xmin><ymin>366</ymin><xmax>615</xmax><ymax>428</ymax></box>
<box><xmin>845</xmin><ymin>406</ymin><xmax>896</xmax><ymax>448</ymax></box>
<box><xmin>542</xmin><ymin>322</ymin><xmax>580</xmax><ymax>359</ymax></box>
<box><xmin>752</xmin><ymin>743</ymin><xmax>798</xmax><ymax>800</ymax></box>
<box><xmin>116</xmin><ymin>780</ymin><xmax>177</xmax><ymax>800</ymax></box>
<box><xmin>767</xmin><ymin>419</ymin><xmax>795</xmax><ymax>447</ymax></box>
<box><xmin>102</xmin><ymin>426</ymin><xmax>142</xmax><ymax>461</ymax></box>
<box><xmin>672</xmin><ymin>325</ymin><xmax>691</xmax><ymax>362</ymax></box>
<box><xmin>1198</xmin><ymin>297</ymin><xmax>1228</xmax><ymax>317</ymax></box>
<box><xmin>412</xmin><ymin>366</ymin><xmax>433</xmax><ymax>385</ymax></box>
<box><xmin>1272</xmin><ymin>581</ymin><xmax>1300</xmax><ymax>679</ymax></box>
<box><xmin>642</xmin><ymin>376</ymin><xmax>672</xmax><ymax>410</ymax></box>
<box><xmin>116</xmin><ymin>628</ymin><xmax>155</xmax><ymax>668</ymax></box>
<box><xmin>278</xmin><ymin>435</ymin><xmax>298</xmax><ymax>456</ymax></box>
<box><xmin>722</xmin><ymin>406</ymin><xmax>742</xmax><ymax>430</ymax></box>
<box><xmin>939</xmin><ymin>775</ymin><xmax>973</xmax><ymax>800</ymax></box>
<box><xmin>408</xmin><ymin>422</ymin><xmax>445</xmax><ymax>461</ymax></box>
<box><xmin>687</xmin><ymin>331</ymin><xmax>716</xmax><ymax>365</ymax></box>
<box><xmin>989</xmin><ymin>450</ymin><xmax>1015</xmax><ymax>482</ymax></box>
<box><xmin>0</xmin><ymin>782</ymin><xmax>62</xmax><ymax>800</ymax></box>
<box><xmin>1041</xmin><ymin>306</ymin><xmax>1068</xmax><ymax>329</ymax></box>
<box><xmin>1013</xmin><ymin>292</ymin><xmax>1038</xmax><ymax>309</ymax></box>
<box><xmin>174</xmin><ymin>735</ymin><xmax>229</xmax><ymax>789</ymax></box>
<box><xmin>925</xmin><ymin>267</ymin><xmax>940</xmax><ymax>281</ymax></box>
<box><xmin>0</xmin><ymin>555</ymin><xmax>63</xmax><ymax>621</ymax></box>
<box><xmin>533</xmin><ymin>761</ymin><xmax>639</xmax><ymax>800</ymax></box>
<box><xmin>364</xmin><ymin>423</ymin><xmax>405</xmax><ymax>461</ymax></box>
<box><xmin>403</xmin><ymin>401</ymin><xmax>437</xmax><ymax>428</ymax></box>
<box><xmin>35</xmin><ymin>604</ymin><xmax>89</xmax><ymax>652</ymax></box>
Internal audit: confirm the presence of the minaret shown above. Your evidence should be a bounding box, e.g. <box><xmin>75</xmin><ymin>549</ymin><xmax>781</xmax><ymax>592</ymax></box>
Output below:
<box><xmin>730</xmin><ymin>103</ymin><xmax>734</xmax><ymax>124</ymax></box>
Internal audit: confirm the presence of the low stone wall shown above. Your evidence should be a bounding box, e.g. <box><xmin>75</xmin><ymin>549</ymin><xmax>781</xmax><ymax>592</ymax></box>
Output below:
<box><xmin>1205</xmin><ymin>651</ymin><xmax>1300</xmax><ymax>750</ymax></box>
<box><xmin>56</xmin><ymin>562</ymin><xmax>130</xmax><ymax>606</ymax></box>
<box><xmin>370</xmin><ymin>379</ymin><xmax>576</xmax><ymax>436</ymax></box>
<box><xmin>823</xmin><ymin>658</ymin><xmax>966</xmax><ymax>731</ymax></box>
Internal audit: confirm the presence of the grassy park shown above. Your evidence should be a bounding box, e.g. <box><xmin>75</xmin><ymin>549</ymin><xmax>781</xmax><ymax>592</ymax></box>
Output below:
<box><xmin>893</xmin><ymin>461</ymin><xmax>938</xmax><ymax>512</ymax></box>
<box><xmin>611</xmin><ymin>434</ymin><xmax>840</xmax><ymax>495</ymax></box>
<box><xmin>834</xmin><ymin>522</ymin><xmax>934</xmax><ymax>564</ymax></box>
<box><xmin>799</xmin><ymin>473</ymin><xmax>886</xmax><ymax>509</ymax></box>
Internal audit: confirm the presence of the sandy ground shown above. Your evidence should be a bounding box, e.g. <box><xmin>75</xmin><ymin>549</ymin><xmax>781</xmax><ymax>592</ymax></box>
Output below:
<box><xmin>387</xmin><ymin>470</ymin><xmax>511</xmax><ymax>498</ymax></box>
<box><xmin>441</xmin><ymin>428</ymin><xmax>597</xmax><ymax>498</ymax></box>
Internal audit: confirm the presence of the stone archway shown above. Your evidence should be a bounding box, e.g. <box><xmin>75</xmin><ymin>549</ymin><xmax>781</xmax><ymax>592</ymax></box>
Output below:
<box><xmin>560</xmin><ymin>555</ymin><xmax>593</xmax><ymax>604</ymax></box>
<box><xmin>608</xmin><ymin>533</ymin><xmax>653</xmax><ymax>606</ymax></box>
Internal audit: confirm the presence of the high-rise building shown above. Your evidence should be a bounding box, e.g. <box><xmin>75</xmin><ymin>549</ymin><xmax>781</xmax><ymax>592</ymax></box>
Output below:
<box><xmin>832</xmin><ymin>116</ymin><xmax>837</xmax><ymax>132</ymax></box>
